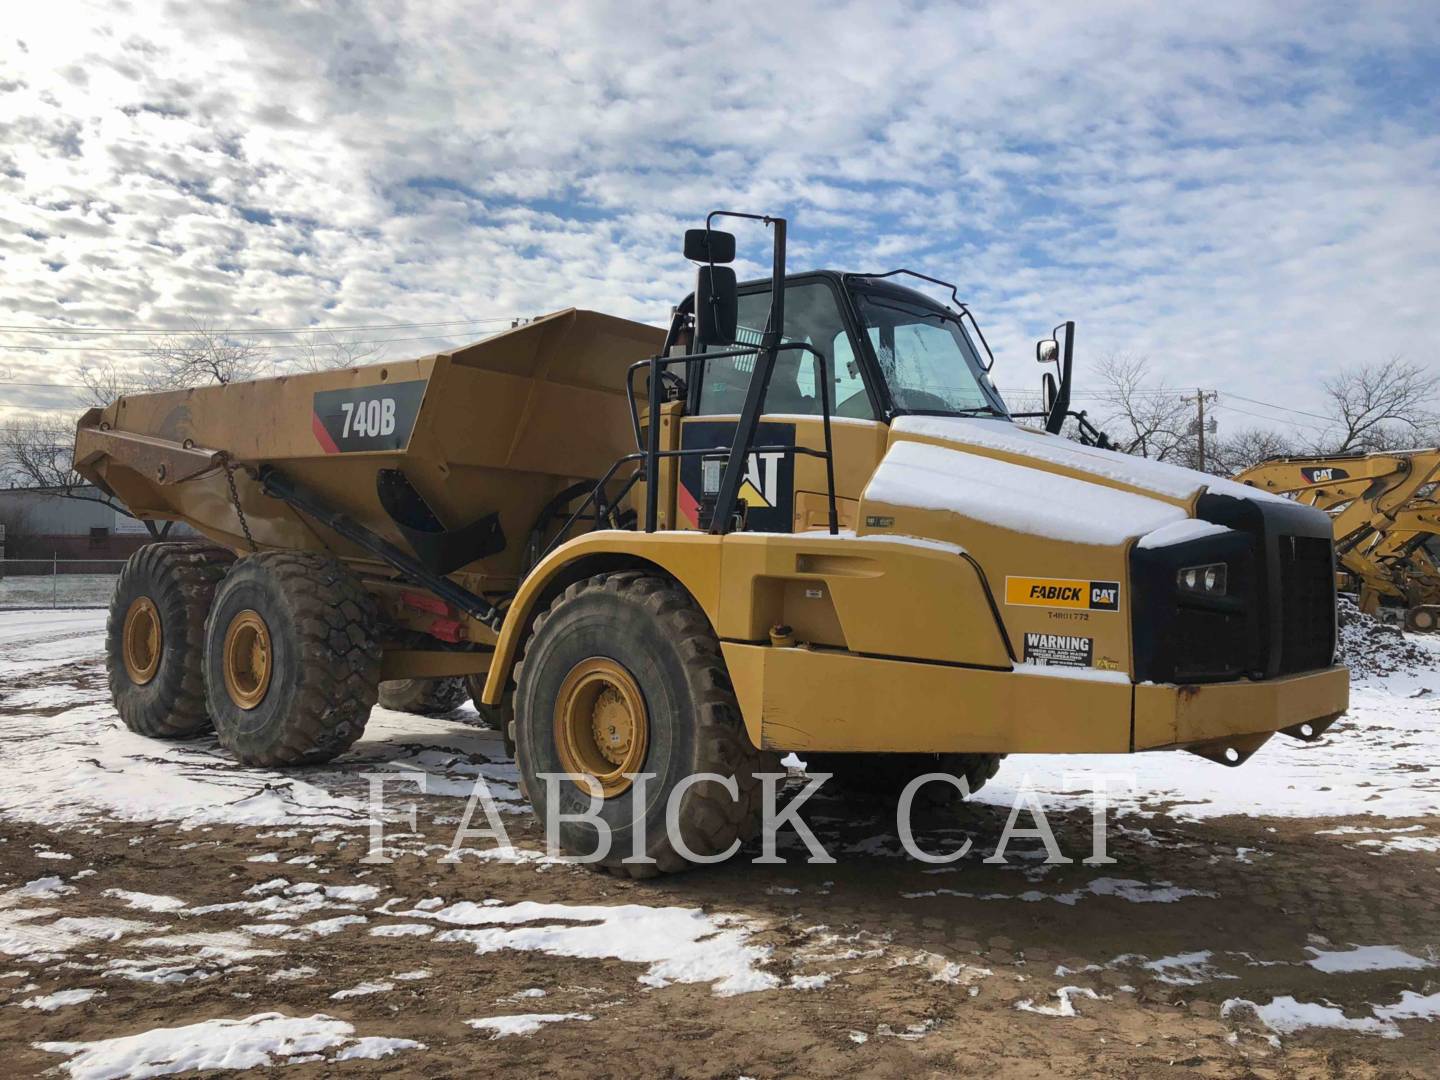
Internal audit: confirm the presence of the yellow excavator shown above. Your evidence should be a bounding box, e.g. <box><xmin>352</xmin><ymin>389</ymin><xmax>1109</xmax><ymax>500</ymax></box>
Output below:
<box><xmin>1234</xmin><ymin>450</ymin><xmax>1440</xmax><ymax>631</ymax></box>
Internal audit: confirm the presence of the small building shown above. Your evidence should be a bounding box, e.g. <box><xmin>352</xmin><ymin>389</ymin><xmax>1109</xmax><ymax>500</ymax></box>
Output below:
<box><xmin>0</xmin><ymin>485</ymin><xmax>194</xmax><ymax>561</ymax></box>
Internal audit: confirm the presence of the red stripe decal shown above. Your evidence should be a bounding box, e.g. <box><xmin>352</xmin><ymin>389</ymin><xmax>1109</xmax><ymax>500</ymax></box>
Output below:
<box><xmin>312</xmin><ymin>411</ymin><xmax>339</xmax><ymax>454</ymax></box>
<box><xmin>677</xmin><ymin>483</ymin><xmax>700</xmax><ymax>528</ymax></box>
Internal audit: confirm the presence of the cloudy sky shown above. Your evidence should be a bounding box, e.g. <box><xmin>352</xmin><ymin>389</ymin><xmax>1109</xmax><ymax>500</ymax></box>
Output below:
<box><xmin>1</xmin><ymin>0</ymin><xmax>1437</xmax><ymax>438</ymax></box>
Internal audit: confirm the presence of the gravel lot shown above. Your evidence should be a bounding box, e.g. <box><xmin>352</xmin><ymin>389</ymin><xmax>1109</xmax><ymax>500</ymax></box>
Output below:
<box><xmin>1</xmin><ymin>610</ymin><xmax>1437</xmax><ymax>1078</ymax></box>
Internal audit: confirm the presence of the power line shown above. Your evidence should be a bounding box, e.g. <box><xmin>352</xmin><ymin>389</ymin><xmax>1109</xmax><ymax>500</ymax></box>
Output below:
<box><xmin>1212</xmin><ymin>401</ymin><xmax>1331</xmax><ymax>434</ymax></box>
<box><xmin>0</xmin><ymin>316</ymin><xmax>523</xmax><ymax>336</ymax></box>
<box><xmin>0</xmin><ymin>330</ymin><xmax>504</xmax><ymax>354</ymax></box>
<box><xmin>1222</xmin><ymin>391</ymin><xmax>1333</xmax><ymax>422</ymax></box>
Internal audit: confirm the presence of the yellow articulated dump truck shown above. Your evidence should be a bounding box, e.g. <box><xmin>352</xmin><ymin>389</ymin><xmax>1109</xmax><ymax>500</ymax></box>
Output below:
<box><xmin>1234</xmin><ymin>450</ymin><xmax>1440</xmax><ymax>631</ymax></box>
<box><xmin>75</xmin><ymin>212</ymin><xmax>1349</xmax><ymax>874</ymax></box>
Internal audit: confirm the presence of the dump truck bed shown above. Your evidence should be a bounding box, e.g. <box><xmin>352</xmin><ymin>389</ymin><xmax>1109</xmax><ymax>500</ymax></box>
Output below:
<box><xmin>74</xmin><ymin>310</ymin><xmax>665</xmax><ymax>591</ymax></box>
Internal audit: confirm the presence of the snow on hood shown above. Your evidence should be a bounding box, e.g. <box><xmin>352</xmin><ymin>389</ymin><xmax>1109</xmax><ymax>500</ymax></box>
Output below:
<box><xmin>891</xmin><ymin>416</ymin><xmax>1288</xmax><ymax>506</ymax></box>
<box><xmin>865</xmin><ymin>440</ymin><xmax>1187</xmax><ymax>546</ymax></box>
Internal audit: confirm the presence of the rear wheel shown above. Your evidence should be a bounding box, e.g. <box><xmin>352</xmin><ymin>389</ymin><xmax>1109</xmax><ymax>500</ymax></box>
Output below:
<box><xmin>806</xmin><ymin>752</ymin><xmax>1004</xmax><ymax>808</ymax></box>
<box><xmin>203</xmin><ymin>552</ymin><xmax>381</xmax><ymax>766</ymax></box>
<box><xmin>378</xmin><ymin>677</ymin><xmax>468</xmax><ymax>715</ymax></box>
<box><xmin>106</xmin><ymin>542</ymin><xmax>235</xmax><ymax>738</ymax></box>
<box><xmin>513</xmin><ymin>572</ymin><xmax>775</xmax><ymax>876</ymax></box>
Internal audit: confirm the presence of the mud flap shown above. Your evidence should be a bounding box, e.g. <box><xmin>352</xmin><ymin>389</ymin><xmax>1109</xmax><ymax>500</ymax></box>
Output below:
<box><xmin>376</xmin><ymin>468</ymin><xmax>505</xmax><ymax>575</ymax></box>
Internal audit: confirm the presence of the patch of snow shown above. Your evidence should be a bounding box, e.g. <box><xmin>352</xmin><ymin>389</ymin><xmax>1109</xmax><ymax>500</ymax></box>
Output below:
<box><xmin>369</xmin><ymin>923</ymin><xmax>433</xmax><ymax>938</ymax></box>
<box><xmin>865</xmin><ymin>439</ymin><xmax>1185</xmax><ymax>546</ymax></box>
<box><xmin>1135</xmin><ymin>519</ymin><xmax>1232</xmax><ymax>549</ymax></box>
<box><xmin>975</xmin><ymin>660</ymin><xmax>1440</xmax><ymax>821</ymax></box>
<box><xmin>103</xmin><ymin>890</ymin><xmax>187</xmax><ymax>913</ymax></box>
<box><xmin>268</xmin><ymin>966</ymin><xmax>318</xmax><ymax>982</ymax></box>
<box><xmin>34</xmin><ymin>1012</ymin><xmax>424</xmax><ymax>1077</ymax></box>
<box><xmin>1304</xmin><ymin>944</ymin><xmax>1433</xmax><ymax>973</ymax></box>
<box><xmin>1373</xmin><ymin>991</ymin><xmax>1440</xmax><ymax>1022</ymax></box>
<box><xmin>330</xmin><ymin>980</ymin><xmax>394</xmax><ymax>1000</ymax></box>
<box><xmin>466</xmin><ymin>1012</ymin><xmax>594</xmax><ymax>1038</ymax></box>
<box><xmin>903</xmin><ymin>877</ymin><xmax>1214</xmax><ymax>905</ymax></box>
<box><xmin>21</xmin><ymin>988</ymin><xmax>104</xmax><ymax>1011</ymax></box>
<box><xmin>889</xmin><ymin>416</ymin><xmax>1288</xmax><ymax>506</ymax></box>
<box><xmin>1222</xmin><ymin>995</ymin><xmax>1398</xmax><ymax>1038</ymax></box>
<box><xmin>1015</xmin><ymin>986</ymin><xmax>1103</xmax><ymax>1017</ymax></box>
<box><xmin>788</xmin><ymin>973</ymin><xmax>832</xmax><ymax>989</ymax></box>
<box><xmin>402</xmin><ymin>898</ymin><xmax>777</xmax><ymax>996</ymax></box>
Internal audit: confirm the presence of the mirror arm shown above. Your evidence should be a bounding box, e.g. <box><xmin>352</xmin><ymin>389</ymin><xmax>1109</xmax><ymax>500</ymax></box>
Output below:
<box><xmin>1044</xmin><ymin>320</ymin><xmax>1075</xmax><ymax>435</ymax></box>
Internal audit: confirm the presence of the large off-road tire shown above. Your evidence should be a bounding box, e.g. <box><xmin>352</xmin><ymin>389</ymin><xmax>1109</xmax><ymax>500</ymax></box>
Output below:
<box><xmin>203</xmin><ymin>552</ymin><xmax>381</xmax><ymax>767</ymax></box>
<box><xmin>513</xmin><ymin>571</ymin><xmax>775</xmax><ymax>877</ymax></box>
<box><xmin>465</xmin><ymin>675</ymin><xmax>515</xmax><ymax>757</ymax></box>
<box><xmin>378</xmin><ymin>677</ymin><xmax>468</xmax><ymax>715</ymax></box>
<box><xmin>806</xmin><ymin>752</ymin><xmax>1004</xmax><ymax>809</ymax></box>
<box><xmin>106</xmin><ymin>542</ymin><xmax>236</xmax><ymax>738</ymax></box>
<box><xmin>1405</xmin><ymin>605</ymin><xmax>1438</xmax><ymax>633</ymax></box>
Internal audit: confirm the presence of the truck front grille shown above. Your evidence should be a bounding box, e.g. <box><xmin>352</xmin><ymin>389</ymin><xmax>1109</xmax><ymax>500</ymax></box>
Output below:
<box><xmin>1276</xmin><ymin>534</ymin><xmax>1336</xmax><ymax>674</ymax></box>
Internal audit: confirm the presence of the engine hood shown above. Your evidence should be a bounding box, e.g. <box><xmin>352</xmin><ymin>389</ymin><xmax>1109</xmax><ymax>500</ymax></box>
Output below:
<box><xmin>885</xmin><ymin>416</ymin><xmax>1281</xmax><ymax>516</ymax></box>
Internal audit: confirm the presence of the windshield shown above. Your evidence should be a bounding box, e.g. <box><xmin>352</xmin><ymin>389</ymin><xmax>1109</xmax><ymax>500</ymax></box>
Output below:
<box><xmin>855</xmin><ymin>290</ymin><xmax>1007</xmax><ymax>417</ymax></box>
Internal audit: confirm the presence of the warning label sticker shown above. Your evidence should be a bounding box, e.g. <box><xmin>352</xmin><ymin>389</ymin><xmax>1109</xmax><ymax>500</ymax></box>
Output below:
<box><xmin>1022</xmin><ymin>632</ymin><xmax>1094</xmax><ymax>668</ymax></box>
<box><xmin>1005</xmin><ymin>576</ymin><xmax>1120</xmax><ymax>611</ymax></box>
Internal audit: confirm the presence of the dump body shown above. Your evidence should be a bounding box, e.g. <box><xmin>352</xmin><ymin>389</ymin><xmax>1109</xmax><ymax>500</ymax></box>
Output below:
<box><xmin>75</xmin><ymin>309</ymin><xmax>665</xmax><ymax>602</ymax></box>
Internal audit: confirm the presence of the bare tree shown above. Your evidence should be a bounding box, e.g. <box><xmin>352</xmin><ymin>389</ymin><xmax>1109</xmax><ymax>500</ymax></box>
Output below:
<box><xmin>1315</xmin><ymin>356</ymin><xmax>1440</xmax><ymax>454</ymax></box>
<box><xmin>0</xmin><ymin>418</ymin><xmax>174</xmax><ymax>538</ymax></box>
<box><xmin>1093</xmin><ymin>355</ymin><xmax>1195</xmax><ymax>462</ymax></box>
<box><xmin>1209</xmin><ymin>426</ymin><xmax>1299</xmax><ymax>476</ymax></box>
<box><xmin>283</xmin><ymin>333</ymin><xmax>386</xmax><ymax>374</ymax></box>
<box><xmin>143</xmin><ymin>322</ymin><xmax>262</xmax><ymax>387</ymax></box>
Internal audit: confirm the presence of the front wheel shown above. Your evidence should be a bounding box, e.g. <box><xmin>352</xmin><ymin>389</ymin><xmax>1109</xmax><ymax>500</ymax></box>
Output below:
<box><xmin>513</xmin><ymin>572</ymin><xmax>775</xmax><ymax>876</ymax></box>
<box><xmin>203</xmin><ymin>552</ymin><xmax>381</xmax><ymax>766</ymax></box>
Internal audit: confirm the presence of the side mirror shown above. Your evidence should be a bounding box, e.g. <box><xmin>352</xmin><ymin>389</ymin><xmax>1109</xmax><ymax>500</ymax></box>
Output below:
<box><xmin>695</xmin><ymin>265</ymin><xmax>738</xmax><ymax>347</ymax></box>
<box><xmin>1042</xmin><ymin>372</ymin><xmax>1058</xmax><ymax>415</ymax></box>
<box><xmin>1037</xmin><ymin>338</ymin><xmax>1058</xmax><ymax>364</ymax></box>
<box><xmin>684</xmin><ymin>228</ymin><xmax>736</xmax><ymax>264</ymax></box>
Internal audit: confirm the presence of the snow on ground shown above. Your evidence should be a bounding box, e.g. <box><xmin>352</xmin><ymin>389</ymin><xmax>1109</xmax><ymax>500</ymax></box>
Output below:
<box><xmin>34</xmin><ymin>1012</ymin><xmax>423</xmax><ymax>1078</ymax></box>
<box><xmin>393</xmin><ymin>898</ymin><xmax>779</xmax><ymax>995</ymax></box>
<box><xmin>465</xmin><ymin>1012</ymin><xmax>594</xmax><ymax>1038</ymax></box>
<box><xmin>0</xmin><ymin>574</ymin><xmax>120</xmax><ymax>611</ymax></box>
<box><xmin>976</xmin><ymin>637</ymin><xmax>1440</xmax><ymax>821</ymax></box>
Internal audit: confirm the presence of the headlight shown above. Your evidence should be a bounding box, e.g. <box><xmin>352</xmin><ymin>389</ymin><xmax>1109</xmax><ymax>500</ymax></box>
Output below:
<box><xmin>1178</xmin><ymin>562</ymin><xmax>1227</xmax><ymax>596</ymax></box>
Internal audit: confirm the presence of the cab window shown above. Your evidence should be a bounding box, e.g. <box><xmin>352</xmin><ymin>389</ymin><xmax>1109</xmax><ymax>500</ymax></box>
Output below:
<box><xmin>695</xmin><ymin>282</ymin><xmax>875</xmax><ymax>420</ymax></box>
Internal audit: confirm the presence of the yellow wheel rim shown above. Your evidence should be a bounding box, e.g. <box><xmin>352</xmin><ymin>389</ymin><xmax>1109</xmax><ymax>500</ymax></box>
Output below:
<box><xmin>121</xmin><ymin>595</ymin><xmax>162</xmax><ymax>685</ymax></box>
<box><xmin>222</xmin><ymin>609</ymin><xmax>273</xmax><ymax>710</ymax></box>
<box><xmin>553</xmin><ymin>657</ymin><xmax>649</xmax><ymax>797</ymax></box>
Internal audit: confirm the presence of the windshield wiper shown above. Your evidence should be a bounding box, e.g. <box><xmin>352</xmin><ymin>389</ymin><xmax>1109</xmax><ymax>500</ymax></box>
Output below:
<box><xmin>953</xmin><ymin>405</ymin><xmax>1002</xmax><ymax>417</ymax></box>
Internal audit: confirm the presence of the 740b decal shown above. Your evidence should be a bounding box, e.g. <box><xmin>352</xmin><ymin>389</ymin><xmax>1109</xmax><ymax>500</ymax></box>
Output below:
<box><xmin>1005</xmin><ymin>576</ymin><xmax>1120</xmax><ymax>611</ymax></box>
<box><xmin>312</xmin><ymin>380</ymin><xmax>425</xmax><ymax>454</ymax></box>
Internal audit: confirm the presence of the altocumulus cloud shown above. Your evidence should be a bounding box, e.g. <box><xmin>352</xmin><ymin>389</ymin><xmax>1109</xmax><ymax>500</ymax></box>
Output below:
<box><xmin>0</xmin><ymin>0</ymin><xmax>1437</xmax><ymax>420</ymax></box>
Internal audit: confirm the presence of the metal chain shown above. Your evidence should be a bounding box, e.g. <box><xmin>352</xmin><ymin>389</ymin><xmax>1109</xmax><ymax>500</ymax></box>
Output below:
<box><xmin>219</xmin><ymin>452</ymin><xmax>257</xmax><ymax>553</ymax></box>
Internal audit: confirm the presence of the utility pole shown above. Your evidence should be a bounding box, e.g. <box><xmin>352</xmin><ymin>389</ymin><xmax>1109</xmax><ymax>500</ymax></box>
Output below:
<box><xmin>1183</xmin><ymin>389</ymin><xmax>1218</xmax><ymax>472</ymax></box>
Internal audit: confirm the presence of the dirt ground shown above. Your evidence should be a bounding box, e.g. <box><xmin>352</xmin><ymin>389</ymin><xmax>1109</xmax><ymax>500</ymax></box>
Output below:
<box><xmin>2</xmin><ymin>619</ymin><xmax>1439</xmax><ymax>1078</ymax></box>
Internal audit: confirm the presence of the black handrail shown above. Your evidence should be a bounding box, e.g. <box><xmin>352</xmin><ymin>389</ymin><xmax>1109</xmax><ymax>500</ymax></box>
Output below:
<box><xmin>622</xmin><ymin>340</ymin><xmax>838</xmax><ymax>536</ymax></box>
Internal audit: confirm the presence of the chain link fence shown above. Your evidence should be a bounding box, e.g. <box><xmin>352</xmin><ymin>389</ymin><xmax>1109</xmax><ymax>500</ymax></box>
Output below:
<box><xmin>0</xmin><ymin>559</ymin><xmax>124</xmax><ymax>609</ymax></box>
